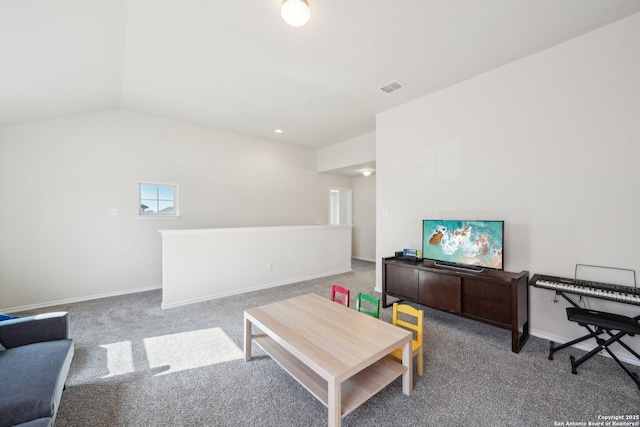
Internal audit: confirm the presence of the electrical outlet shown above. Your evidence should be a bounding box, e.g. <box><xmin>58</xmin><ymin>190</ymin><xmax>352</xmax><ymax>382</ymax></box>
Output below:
<box><xmin>267</xmin><ymin>263</ymin><xmax>273</xmax><ymax>271</ymax></box>
<box><xmin>108</xmin><ymin>209</ymin><xmax>119</xmax><ymax>217</ymax></box>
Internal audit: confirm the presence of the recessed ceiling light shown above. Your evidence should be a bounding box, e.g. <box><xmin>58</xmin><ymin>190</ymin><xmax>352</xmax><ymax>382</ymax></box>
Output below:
<box><xmin>274</xmin><ymin>129</ymin><xmax>283</xmax><ymax>133</ymax></box>
<box><xmin>281</xmin><ymin>0</ymin><xmax>310</xmax><ymax>27</ymax></box>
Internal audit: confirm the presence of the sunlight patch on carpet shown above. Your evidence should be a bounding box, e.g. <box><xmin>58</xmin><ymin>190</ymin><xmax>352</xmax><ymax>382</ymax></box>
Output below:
<box><xmin>101</xmin><ymin>341</ymin><xmax>134</xmax><ymax>378</ymax></box>
<box><xmin>100</xmin><ymin>328</ymin><xmax>243</xmax><ymax>377</ymax></box>
<box><xmin>143</xmin><ymin>327</ymin><xmax>243</xmax><ymax>375</ymax></box>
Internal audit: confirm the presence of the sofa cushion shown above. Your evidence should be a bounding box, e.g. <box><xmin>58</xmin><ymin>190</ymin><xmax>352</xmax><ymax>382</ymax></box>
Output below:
<box><xmin>0</xmin><ymin>339</ymin><xmax>73</xmax><ymax>427</ymax></box>
<box><xmin>0</xmin><ymin>313</ymin><xmax>68</xmax><ymax>349</ymax></box>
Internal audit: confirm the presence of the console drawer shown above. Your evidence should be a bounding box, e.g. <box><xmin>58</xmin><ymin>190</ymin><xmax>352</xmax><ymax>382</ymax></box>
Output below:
<box><xmin>462</xmin><ymin>296</ymin><xmax>511</xmax><ymax>324</ymax></box>
<box><xmin>463</xmin><ymin>278</ymin><xmax>511</xmax><ymax>305</ymax></box>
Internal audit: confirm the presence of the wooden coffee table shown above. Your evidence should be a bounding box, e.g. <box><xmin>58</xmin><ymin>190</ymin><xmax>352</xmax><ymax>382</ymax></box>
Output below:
<box><xmin>244</xmin><ymin>293</ymin><xmax>413</xmax><ymax>427</ymax></box>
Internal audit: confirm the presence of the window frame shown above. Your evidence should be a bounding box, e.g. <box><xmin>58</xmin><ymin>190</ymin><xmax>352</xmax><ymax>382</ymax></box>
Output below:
<box><xmin>138</xmin><ymin>181</ymin><xmax>181</xmax><ymax>220</ymax></box>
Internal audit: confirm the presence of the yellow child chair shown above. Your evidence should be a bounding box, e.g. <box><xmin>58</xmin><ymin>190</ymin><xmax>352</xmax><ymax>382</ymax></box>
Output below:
<box><xmin>390</xmin><ymin>303</ymin><xmax>424</xmax><ymax>376</ymax></box>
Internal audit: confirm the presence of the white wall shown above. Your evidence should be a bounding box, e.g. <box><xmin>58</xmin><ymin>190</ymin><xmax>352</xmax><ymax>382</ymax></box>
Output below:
<box><xmin>376</xmin><ymin>13</ymin><xmax>640</xmax><ymax>360</ymax></box>
<box><xmin>316</xmin><ymin>132</ymin><xmax>375</xmax><ymax>173</ymax></box>
<box><xmin>0</xmin><ymin>109</ymin><xmax>352</xmax><ymax>311</ymax></box>
<box><xmin>160</xmin><ymin>225</ymin><xmax>352</xmax><ymax>308</ymax></box>
<box><xmin>352</xmin><ymin>175</ymin><xmax>376</xmax><ymax>262</ymax></box>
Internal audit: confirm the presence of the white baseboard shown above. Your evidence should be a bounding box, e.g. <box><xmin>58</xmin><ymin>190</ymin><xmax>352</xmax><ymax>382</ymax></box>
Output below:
<box><xmin>1</xmin><ymin>285</ymin><xmax>162</xmax><ymax>314</ymax></box>
<box><xmin>161</xmin><ymin>268</ymin><xmax>353</xmax><ymax>310</ymax></box>
<box><xmin>530</xmin><ymin>328</ymin><xmax>640</xmax><ymax>367</ymax></box>
<box><xmin>352</xmin><ymin>256</ymin><xmax>375</xmax><ymax>263</ymax></box>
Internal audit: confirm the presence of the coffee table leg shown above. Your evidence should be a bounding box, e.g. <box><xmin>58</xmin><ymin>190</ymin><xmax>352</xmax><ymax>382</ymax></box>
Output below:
<box><xmin>244</xmin><ymin>315</ymin><xmax>252</xmax><ymax>362</ymax></box>
<box><xmin>328</xmin><ymin>378</ymin><xmax>341</xmax><ymax>427</ymax></box>
<box><xmin>402</xmin><ymin>340</ymin><xmax>413</xmax><ymax>395</ymax></box>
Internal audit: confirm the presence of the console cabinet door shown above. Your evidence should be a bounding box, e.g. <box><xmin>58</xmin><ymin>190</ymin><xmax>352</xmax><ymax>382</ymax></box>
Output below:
<box><xmin>419</xmin><ymin>271</ymin><xmax>461</xmax><ymax>313</ymax></box>
<box><xmin>385</xmin><ymin>264</ymin><xmax>419</xmax><ymax>301</ymax></box>
<box><xmin>462</xmin><ymin>279</ymin><xmax>512</xmax><ymax>324</ymax></box>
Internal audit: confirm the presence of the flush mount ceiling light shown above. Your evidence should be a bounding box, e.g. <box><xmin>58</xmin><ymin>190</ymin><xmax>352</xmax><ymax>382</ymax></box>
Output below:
<box><xmin>274</xmin><ymin>129</ymin><xmax>283</xmax><ymax>133</ymax></box>
<box><xmin>362</xmin><ymin>169</ymin><xmax>372</xmax><ymax>177</ymax></box>
<box><xmin>281</xmin><ymin>0</ymin><xmax>310</xmax><ymax>27</ymax></box>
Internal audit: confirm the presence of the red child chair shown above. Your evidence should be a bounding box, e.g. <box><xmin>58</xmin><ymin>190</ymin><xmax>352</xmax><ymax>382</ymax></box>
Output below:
<box><xmin>330</xmin><ymin>284</ymin><xmax>350</xmax><ymax>307</ymax></box>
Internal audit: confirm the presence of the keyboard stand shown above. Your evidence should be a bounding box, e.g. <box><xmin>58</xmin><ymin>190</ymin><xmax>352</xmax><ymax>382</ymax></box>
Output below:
<box><xmin>548</xmin><ymin>292</ymin><xmax>640</xmax><ymax>390</ymax></box>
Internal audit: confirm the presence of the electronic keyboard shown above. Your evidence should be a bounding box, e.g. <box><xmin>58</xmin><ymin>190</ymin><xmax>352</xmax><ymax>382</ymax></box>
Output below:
<box><xmin>530</xmin><ymin>274</ymin><xmax>640</xmax><ymax>306</ymax></box>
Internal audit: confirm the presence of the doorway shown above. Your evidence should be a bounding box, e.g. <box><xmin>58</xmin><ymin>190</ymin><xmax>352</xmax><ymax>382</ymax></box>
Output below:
<box><xmin>329</xmin><ymin>187</ymin><xmax>352</xmax><ymax>225</ymax></box>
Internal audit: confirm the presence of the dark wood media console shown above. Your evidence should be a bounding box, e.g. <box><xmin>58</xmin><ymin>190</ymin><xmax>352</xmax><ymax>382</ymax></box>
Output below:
<box><xmin>382</xmin><ymin>257</ymin><xmax>530</xmax><ymax>353</ymax></box>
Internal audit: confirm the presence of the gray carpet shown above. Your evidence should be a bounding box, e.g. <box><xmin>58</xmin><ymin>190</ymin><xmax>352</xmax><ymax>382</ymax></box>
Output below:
<box><xmin>19</xmin><ymin>260</ymin><xmax>640</xmax><ymax>426</ymax></box>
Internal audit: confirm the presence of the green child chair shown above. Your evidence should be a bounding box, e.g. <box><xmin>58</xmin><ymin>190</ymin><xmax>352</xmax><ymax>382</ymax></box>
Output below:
<box><xmin>355</xmin><ymin>292</ymin><xmax>380</xmax><ymax>318</ymax></box>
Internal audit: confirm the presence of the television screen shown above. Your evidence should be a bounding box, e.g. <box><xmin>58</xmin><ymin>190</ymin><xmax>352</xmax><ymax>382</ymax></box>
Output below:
<box><xmin>422</xmin><ymin>220</ymin><xmax>504</xmax><ymax>270</ymax></box>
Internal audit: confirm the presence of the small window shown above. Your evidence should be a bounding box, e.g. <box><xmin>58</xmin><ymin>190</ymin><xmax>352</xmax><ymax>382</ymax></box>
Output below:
<box><xmin>139</xmin><ymin>182</ymin><xmax>178</xmax><ymax>217</ymax></box>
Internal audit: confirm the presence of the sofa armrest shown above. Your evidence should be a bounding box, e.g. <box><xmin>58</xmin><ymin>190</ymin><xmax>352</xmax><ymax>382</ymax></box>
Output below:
<box><xmin>0</xmin><ymin>312</ymin><xmax>70</xmax><ymax>349</ymax></box>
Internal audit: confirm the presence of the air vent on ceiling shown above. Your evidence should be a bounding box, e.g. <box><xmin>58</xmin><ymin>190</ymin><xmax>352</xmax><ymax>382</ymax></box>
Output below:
<box><xmin>379</xmin><ymin>79</ymin><xmax>406</xmax><ymax>94</ymax></box>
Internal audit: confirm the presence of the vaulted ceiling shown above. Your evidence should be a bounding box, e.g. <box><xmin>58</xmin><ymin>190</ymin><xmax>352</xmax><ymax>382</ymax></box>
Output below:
<box><xmin>2</xmin><ymin>0</ymin><xmax>639</xmax><ymax>148</ymax></box>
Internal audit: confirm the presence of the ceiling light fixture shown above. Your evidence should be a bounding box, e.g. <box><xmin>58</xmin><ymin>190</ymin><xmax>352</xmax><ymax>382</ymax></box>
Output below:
<box><xmin>281</xmin><ymin>0</ymin><xmax>310</xmax><ymax>27</ymax></box>
<box><xmin>274</xmin><ymin>129</ymin><xmax>283</xmax><ymax>133</ymax></box>
<box><xmin>362</xmin><ymin>169</ymin><xmax>372</xmax><ymax>177</ymax></box>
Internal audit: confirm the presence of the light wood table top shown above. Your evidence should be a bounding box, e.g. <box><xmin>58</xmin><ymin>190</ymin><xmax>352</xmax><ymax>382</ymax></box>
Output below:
<box><xmin>244</xmin><ymin>293</ymin><xmax>413</xmax><ymax>427</ymax></box>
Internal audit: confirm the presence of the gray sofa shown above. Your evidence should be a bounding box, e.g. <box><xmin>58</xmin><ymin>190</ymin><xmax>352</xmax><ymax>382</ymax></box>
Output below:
<box><xmin>0</xmin><ymin>312</ymin><xmax>74</xmax><ymax>427</ymax></box>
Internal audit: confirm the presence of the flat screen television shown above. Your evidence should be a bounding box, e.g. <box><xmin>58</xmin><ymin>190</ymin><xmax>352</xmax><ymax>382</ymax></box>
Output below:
<box><xmin>422</xmin><ymin>220</ymin><xmax>504</xmax><ymax>271</ymax></box>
